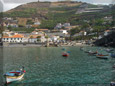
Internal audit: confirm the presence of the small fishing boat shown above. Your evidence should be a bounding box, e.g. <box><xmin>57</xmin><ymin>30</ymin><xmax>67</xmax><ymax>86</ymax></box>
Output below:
<box><xmin>111</xmin><ymin>53</ymin><xmax>115</xmax><ymax>58</ymax></box>
<box><xmin>110</xmin><ymin>81</ymin><xmax>115</xmax><ymax>86</ymax></box>
<box><xmin>96</xmin><ymin>54</ymin><xmax>109</xmax><ymax>59</ymax></box>
<box><xmin>88</xmin><ymin>51</ymin><xmax>98</xmax><ymax>56</ymax></box>
<box><xmin>112</xmin><ymin>65</ymin><xmax>115</xmax><ymax>68</ymax></box>
<box><xmin>105</xmin><ymin>49</ymin><xmax>114</xmax><ymax>53</ymax></box>
<box><xmin>4</xmin><ymin>67</ymin><xmax>26</xmax><ymax>84</ymax></box>
<box><xmin>62</xmin><ymin>53</ymin><xmax>69</xmax><ymax>57</ymax></box>
<box><xmin>84</xmin><ymin>50</ymin><xmax>91</xmax><ymax>53</ymax></box>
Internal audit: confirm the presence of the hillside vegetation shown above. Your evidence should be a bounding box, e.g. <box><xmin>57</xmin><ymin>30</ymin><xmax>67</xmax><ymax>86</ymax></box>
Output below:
<box><xmin>3</xmin><ymin>1</ymin><xmax>113</xmax><ymax>30</ymax></box>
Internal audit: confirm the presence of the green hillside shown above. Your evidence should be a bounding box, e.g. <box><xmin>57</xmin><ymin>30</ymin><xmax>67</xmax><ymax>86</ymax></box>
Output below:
<box><xmin>3</xmin><ymin>1</ymin><xmax>113</xmax><ymax>30</ymax></box>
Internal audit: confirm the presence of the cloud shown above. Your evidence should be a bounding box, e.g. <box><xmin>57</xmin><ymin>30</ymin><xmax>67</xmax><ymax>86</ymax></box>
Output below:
<box><xmin>77</xmin><ymin>0</ymin><xmax>112</xmax><ymax>4</ymax></box>
<box><xmin>3</xmin><ymin>0</ymin><xmax>113</xmax><ymax>4</ymax></box>
<box><xmin>3</xmin><ymin>3</ymin><xmax>21</xmax><ymax>12</ymax></box>
<box><xmin>3</xmin><ymin>0</ymin><xmax>59</xmax><ymax>3</ymax></box>
<box><xmin>3</xmin><ymin>0</ymin><xmax>37</xmax><ymax>3</ymax></box>
<box><xmin>93</xmin><ymin>0</ymin><xmax>112</xmax><ymax>3</ymax></box>
<box><xmin>0</xmin><ymin>0</ymin><xmax>3</xmax><ymax>12</ymax></box>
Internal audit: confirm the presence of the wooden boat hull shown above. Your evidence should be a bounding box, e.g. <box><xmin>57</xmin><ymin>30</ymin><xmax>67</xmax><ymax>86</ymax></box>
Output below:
<box><xmin>62</xmin><ymin>54</ymin><xmax>69</xmax><ymax>57</ymax></box>
<box><xmin>88</xmin><ymin>52</ymin><xmax>98</xmax><ymax>56</ymax></box>
<box><xmin>6</xmin><ymin>73</ymin><xmax>25</xmax><ymax>83</ymax></box>
<box><xmin>84</xmin><ymin>51</ymin><xmax>90</xmax><ymax>53</ymax></box>
<box><xmin>96</xmin><ymin>56</ymin><xmax>108</xmax><ymax>59</ymax></box>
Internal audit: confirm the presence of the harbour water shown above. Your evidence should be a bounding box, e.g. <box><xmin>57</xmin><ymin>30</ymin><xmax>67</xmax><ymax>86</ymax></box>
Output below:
<box><xmin>1</xmin><ymin>46</ymin><xmax>115</xmax><ymax>86</ymax></box>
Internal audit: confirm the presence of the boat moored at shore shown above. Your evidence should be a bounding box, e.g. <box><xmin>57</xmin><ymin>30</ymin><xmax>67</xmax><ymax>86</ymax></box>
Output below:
<box><xmin>96</xmin><ymin>54</ymin><xmax>109</xmax><ymax>59</ymax></box>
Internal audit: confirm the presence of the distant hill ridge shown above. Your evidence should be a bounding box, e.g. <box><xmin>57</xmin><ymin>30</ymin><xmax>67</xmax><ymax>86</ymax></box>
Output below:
<box><xmin>3</xmin><ymin>1</ymin><xmax>109</xmax><ymax>30</ymax></box>
<box><xmin>6</xmin><ymin>1</ymin><xmax>82</xmax><ymax>13</ymax></box>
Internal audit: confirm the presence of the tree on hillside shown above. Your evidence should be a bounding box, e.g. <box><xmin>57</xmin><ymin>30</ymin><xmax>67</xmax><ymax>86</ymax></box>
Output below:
<box><xmin>81</xmin><ymin>23</ymin><xmax>90</xmax><ymax>31</ymax></box>
<box><xmin>69</xmin><ymin>27</ymin><xmax>80</xmax><ymax>40</ymax></box>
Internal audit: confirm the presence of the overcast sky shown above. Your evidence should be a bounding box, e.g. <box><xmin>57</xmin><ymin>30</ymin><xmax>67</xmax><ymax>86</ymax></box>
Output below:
<box><xmin>1</xmin><ymin>0</ymin><xmax>114</xmax><ymax>12</ymax></box>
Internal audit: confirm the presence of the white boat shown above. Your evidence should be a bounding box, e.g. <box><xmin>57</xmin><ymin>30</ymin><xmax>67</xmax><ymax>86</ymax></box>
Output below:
<box><xmin>4</xmin><ymin>67</ymin><xmax>26</xmax><ymax>84</ymax></box>
<box><xmin>88</xmin><ymin>51</ymin><xmax>98</xmax><ymax>56</ymax></box>
<box><xmin>96</xmin><ymin>54</ymin><xmax>109</xmax><ymax>59</ymax></box>
<box><xmin>105</xmin><ymin>49</ymin><xmax>114</xmax><ymax>53</ymax></box>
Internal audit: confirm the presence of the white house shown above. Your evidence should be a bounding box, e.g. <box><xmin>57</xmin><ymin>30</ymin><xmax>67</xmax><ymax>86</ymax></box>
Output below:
<box><xmin>28</xmin><ymin>34</ymin><xmax>47</xmax><ymax>43</ymax></box>
<box><xmin>60</xmin><ymin>29</ymin><xmax>68</xmax><ymax>34</ymax></box>
<box><xmin>41</xmin><ymin>36</ymin><xmax>47</xmax><ymax>42</ymax></box>
<box><xmin>34</xmin><ymin>22</ymin><xmax>41</xmax><ymax>25</ymax></box>
<box><xmin>63</xmin><ymin>23</ymin><xmax>70</xmax><ymax>27</ymax></box>
<box><xmin>54</xmin><ymin>23</ymin><xmax>62</xmax><ymax>29</ymax></box>
<box><xmin>79</xmin><ymin>31</ymin><xmax>87</xmax><ymax>36</ymax></box>
<box><xmin>2</xmin><ymin>34</ymin><xmax>24</xmax><ymax>43</ymax></box>
<box><xmin>29</xmin><ymin>35</ymin><xmax>40</xmax><ymax>43</ymax></box>
<box><xmin>50</xmin><ymin>35</ymin><xmax>60</xmax><ymax>42</ymax></box>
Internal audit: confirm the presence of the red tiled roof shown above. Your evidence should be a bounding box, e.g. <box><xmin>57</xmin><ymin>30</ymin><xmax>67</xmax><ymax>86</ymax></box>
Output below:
<box><xmin>29</xmin><ymin>34</ymin><xmax>41</xmax><ymax>38</ymax></box>
<box><xmin>3</xmin><ymin>34</ymin><xmax>24</xmax><ymax>38</ymax></box>
<box><xmin>105</xmin><ymin>30</ymin><xmax>110</xmax><ymax>32</ymax></box>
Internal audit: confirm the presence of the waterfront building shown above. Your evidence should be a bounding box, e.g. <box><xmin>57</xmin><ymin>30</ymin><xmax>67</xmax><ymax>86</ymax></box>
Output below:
<box><xmin>50</xmin><ymin>35</ymin><xmax>60</xmax><ymax>42</ymax></box>
<box><xmin>2</xmin><ymin>34</ymin><xmax>24</xmax><ymax>43</ymax></box>
<box><xmin>28</xmin><ymin>34</ymin><xmax>46</xmax><ymax>43</ymax></box>
<box><xmin>29</xmin><ymin>34</ymin><xmax>41</xmax><ymax>43</ymax></box>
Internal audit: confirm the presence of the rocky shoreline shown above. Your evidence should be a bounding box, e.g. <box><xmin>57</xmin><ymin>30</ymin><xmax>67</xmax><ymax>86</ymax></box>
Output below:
<box><xmin>0</xmin><ymin>42</ymin><xmax>88</xmax><ymax>47</ymax></box>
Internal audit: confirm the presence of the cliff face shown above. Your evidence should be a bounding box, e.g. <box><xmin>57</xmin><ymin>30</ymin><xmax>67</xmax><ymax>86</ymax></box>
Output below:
<box><xmin>94</xmin><ymin>31</ymin><xmax>115</xmax><ymax>47</ymax></box>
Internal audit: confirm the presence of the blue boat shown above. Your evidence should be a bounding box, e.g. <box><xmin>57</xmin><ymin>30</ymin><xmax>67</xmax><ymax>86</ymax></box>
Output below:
<box><xmin>110</xmin><ymin>81</ymin><xmax>115</xmax><ymax>86</ymax></box>
<box><xmin>111</xmin><ymin>53</ymin><xmax>115</xmax><ymax>58</ymax></box>
<box><xmin>4</xmin><ymin>67</ymin><xmax>26</xmax><ymax>84</ymax></box>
